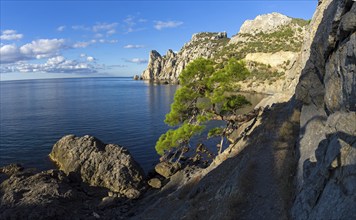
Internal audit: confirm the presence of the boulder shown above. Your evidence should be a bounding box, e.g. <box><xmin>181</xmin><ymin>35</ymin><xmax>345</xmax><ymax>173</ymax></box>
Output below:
<box><xmin>50</xmin><ymin>135</ymin><xmax>145</xmax><ymax>199</ymax></box>
<box><xmin>148</xmin><ymin>178</ymin><xmax>162</xmax><ymax>189</ymax></box>
<box><xmin>154</xmin><ymin>161</ymin><xmax>179</xmax><ymax>178</ymax></box>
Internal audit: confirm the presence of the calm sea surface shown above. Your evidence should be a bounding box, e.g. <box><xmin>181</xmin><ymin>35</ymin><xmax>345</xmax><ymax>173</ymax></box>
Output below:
<box><xmin>0</xmin><ymin>77</ymin><xmax>178</xmax><ymax>172</ymax></box>
<box><xmin>0</xmin><ymin>77</ymin><xmax>266</xmax><ymax>172</ymax></box>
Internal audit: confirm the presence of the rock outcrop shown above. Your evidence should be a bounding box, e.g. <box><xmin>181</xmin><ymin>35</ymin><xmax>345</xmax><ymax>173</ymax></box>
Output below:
<box><xmin>292</xmin><ymin>0</ymin><xmax>356</xmax><ymax>219</ymax></box>
<box><xmin>0</xmin><ymin>164</ymin><xmax>102</xmax><ymax>219</ymax></box>
<box><xmin>238</xmin><ymin>12</ymin><xmax>292</xmax><ymax>35</ymax></box>
<box><xmin>50</xmin><ymin>135</ymin><xmax>145</xmax><ymax>199</ymax></box>
<box><xmin>141</xmin><ymin>32</ymin><xmax>229</xmax><ymax>82</ymax></box>
<box><xmin>0</xmin><ymin>164</ymin><xmax>136</xmax><ymax>219</ymax></box>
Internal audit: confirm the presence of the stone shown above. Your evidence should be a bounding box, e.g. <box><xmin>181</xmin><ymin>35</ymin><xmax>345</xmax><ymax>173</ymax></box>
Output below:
<box><xmin>49</xmin><ymin>135</ymin><xmax>145</xmax><ymax>199</ymax></box>
<box><xmin>154</xmin><ymin>161</ymin><xmax>179</xmax><ymax>178</ymax></box>
<box><xmin>0</xmin><ymin>163</ymin><xmax>24</xmax><ymax>176</ymax></box>
<box><xmin>148</xmin><ymin>178</ymin><xmax>162</xmax><ymax>189</ymax></box>
<box><xmin>133</xmin><ymin>75</ymin><xmax>140</xmax><ymax>80</ymax></box>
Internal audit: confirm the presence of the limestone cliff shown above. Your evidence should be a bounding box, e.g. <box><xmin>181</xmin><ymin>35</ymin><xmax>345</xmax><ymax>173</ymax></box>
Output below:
<box><xmin>141</xmin><ymin>32</ymin><xmax>229</xmax><ymax>82</ymax></box>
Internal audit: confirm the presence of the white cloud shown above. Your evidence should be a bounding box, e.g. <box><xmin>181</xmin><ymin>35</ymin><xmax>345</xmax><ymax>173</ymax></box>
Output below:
<box><xmin>20</xmin><ymin>39</ymin><xmax>66</xmax><ymax>59</ymax></box>
<box><xmin>72</xmin><ymin>38</ymin><xmax>117</xmax><ymax>48</ymax></box>
<box><xmin>92</xmin><ymin>22</ymin><xmax>118</xmax><ymax>32</ymax></box>
<box><xmin>123</xmin><ymin>15</ymin><xmax>147</xmax><ymax>33</ymax></box>
<box><xmin>0</xmin><ymin>30</ymin><xmax>23</xmax><ymax>40</ymax></box>
<box><xmin>124</xmin><ymin>58</ymin><xmax>148</xmax><ymax>64</ymax></box>
<box><xmin>99</xmin><ymin>39</ymin><xmax>118</xmax><ymax>44</ymax></box>
<box><xmin>154</xmin><ymin>21</ymin><xmax>183</xmax><ymax>30</ymax></box>
<box><xmin>106</xmin><ymin>29</ymin><xmax>116</xmax><ymax>35</ymax></box>
<box><xmin>46</xmin><ymin>56</ymin><xmax>66</xmax><ymax>66</ymax></box>
<box><xmin>1</xmin><ymin>56</ymin><xmax>100</xmax><ymax>73</ymax></box>
<box><xmin>80</xmin><ymin>53</ymin><xmax>87</xmax><ymax>58</ymax></box>
<box><xmin>107</xmin><ymin>64</ymin><xmax>127</xmax><ymax>68</ymax></box>
<box><xmin>57</xmin><ymin>26</ymin><xmax>66</xmax><ymax>32</ymax></box>
<box><xmin>123</xmin><ymin>44</ymin><xmax>144</xmax><ymax>49</ymax></box>
<box><xmin>86</xmin><ymin>56</ymin><xmax>95</xmax><ymax>62</ymax></box>
<box><xmin>72</xmin><ymin>25</ymin><xmax>90</xmax><ymax>31</ymax></box>
<box><xmin>0</xmin><ymin>39</ymin><xmax>66</xmax><ymax>64</ymax></box>
<box><xmin>73</xmin><ymin>41</ymin><xmax>92</xmax><ymax>48</ymax></box>
<box><xmin>0</xmin><ymin>44</ymin><xmax>23</xmax><ymax>63</ymax></box>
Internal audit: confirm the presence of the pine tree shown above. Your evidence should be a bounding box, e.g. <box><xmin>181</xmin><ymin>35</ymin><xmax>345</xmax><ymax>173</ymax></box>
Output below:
<box><xmin>155</xmin><ymin>58</ymin><xmax>251</xmax><ymax>160</ymax></box>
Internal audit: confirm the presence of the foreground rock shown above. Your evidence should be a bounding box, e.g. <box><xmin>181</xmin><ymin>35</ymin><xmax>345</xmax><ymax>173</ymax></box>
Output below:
<box><xmin>154</xmin><ymin>161</ymin><xmax>180</xmax><ymax>179</ymax></box>
<box><xmin>50</xmin><ymin>135</ymin><xmax>145</xmax><ymax>199</ymax></box>
<box><xmin>0</xmin><ymin>164</ymin><xmax>103</xmax><ymax>219</ymax></box>
<box><xmin>148</xmin><ymin>178</ymin><xmax>162</xmax><ymax>189</ymax></box>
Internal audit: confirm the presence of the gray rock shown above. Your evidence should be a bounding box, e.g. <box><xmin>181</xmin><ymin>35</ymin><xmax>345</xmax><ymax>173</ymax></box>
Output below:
<box><xmin>0</xmin><ymin>163</ymin><xmax>24</xmax><ymax>176</ymax></box>
<box><xmin>148</xmin><ymin>178</ymin><xmax>162</xmax><ymax>189</ymax></box>
<box><xmin>50</xmin><ymin>135</ymin><xmax>145</xmax><ymax>199</ymax></box>
<box><xmin>154</xmin><ymin>161</ymin><xmax>179</xmax><ymax>178</ymax></box>
<box><xmin>0</xmin><ymin>168</ymin><xmax>105</xmax><ymax>219</ymax></box>
<box><xmin>292</xmin><ymin>0</ymin><xmax>356</xmax><ymax>219</ymax></box>
<box><xmin>238</xmin><ymin>12</ymin><xmax>292</xmax><ymax>35</ymax></box>
<box><xmin>141</xmin><ymin>32</ymin><xmax>229</xmax><ymax>82</ymax></box>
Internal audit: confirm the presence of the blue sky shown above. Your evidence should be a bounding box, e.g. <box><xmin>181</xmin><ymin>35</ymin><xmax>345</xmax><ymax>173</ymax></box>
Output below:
<box><xmin>0</xmin><ymin>0</ymin><xmax>317</xmax><ymax>81</ymax></box>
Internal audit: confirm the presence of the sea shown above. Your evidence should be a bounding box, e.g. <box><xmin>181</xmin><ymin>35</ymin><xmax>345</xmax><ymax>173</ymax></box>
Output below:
<box><xmin>0</xmin><ymin>77</ymin><xmax>265</xmax><ymax>172</ymax></box>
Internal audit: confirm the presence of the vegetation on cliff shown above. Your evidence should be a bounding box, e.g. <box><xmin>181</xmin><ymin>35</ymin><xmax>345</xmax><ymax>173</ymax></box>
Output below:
<box><xmin>155</xmin><ymin>58</ymin><xmax>251</xmax><ymax>157</ymax></box>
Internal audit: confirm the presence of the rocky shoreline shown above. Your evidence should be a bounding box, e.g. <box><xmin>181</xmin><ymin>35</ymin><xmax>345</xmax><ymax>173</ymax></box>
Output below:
<box><xmin>0</xmin><ymin>105</ymin><xmax>264</xmax><ymax>219</ymax></box>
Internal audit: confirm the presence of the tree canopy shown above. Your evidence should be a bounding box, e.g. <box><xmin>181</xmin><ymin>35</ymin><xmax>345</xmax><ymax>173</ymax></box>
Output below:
<box><xmin>155</xmin><ymin>57</ymin><xmax>251</xmax><ymax>157</ymax></box>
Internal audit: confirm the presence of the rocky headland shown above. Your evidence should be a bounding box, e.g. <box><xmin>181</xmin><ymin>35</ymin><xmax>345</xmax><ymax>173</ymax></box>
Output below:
<box><xmin>1</xmin><ymin>0</ymin><xmax>355</xmax><ymax>219</ymax></box>
<box><xmin>140</xmin><ymin>12</ymin><xmax>308</xmax><ymax>96</ymax></box>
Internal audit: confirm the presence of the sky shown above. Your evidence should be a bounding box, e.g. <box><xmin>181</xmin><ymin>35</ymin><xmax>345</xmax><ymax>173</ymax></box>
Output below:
<box><xmin>0</xmin><ymin>0</ymin><xmax>317</xmax><ymax>81</ymax></box>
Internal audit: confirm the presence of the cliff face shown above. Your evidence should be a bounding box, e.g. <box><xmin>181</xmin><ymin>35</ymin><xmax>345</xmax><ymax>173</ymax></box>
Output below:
<box><xmin>292</xmin><ymin>0</ymin><xmax>356</xmax><ymax>219</ymax></box>
<box><xmin>141</xmin><ymin>13</ymin><xmax>308</xmax><ymax>85</ymax></box>
<box><xmin>141</xmin><ymin>32</ymin><xmax>229</xmax><ymax>82</ymax></box>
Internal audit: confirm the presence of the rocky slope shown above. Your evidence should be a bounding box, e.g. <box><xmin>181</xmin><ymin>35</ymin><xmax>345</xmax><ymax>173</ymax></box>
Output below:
<box><xmin>132</xmin><ymin>0</ymin><xmax>356</xmax><ymax>219</ymax></box>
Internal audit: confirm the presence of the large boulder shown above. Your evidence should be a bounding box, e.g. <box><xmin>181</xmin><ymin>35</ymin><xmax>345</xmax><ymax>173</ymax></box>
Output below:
<box><xmin>49</xmin><ymin>135</ymin><xmax>145</xmax><ymax>199</ymax></box>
